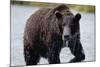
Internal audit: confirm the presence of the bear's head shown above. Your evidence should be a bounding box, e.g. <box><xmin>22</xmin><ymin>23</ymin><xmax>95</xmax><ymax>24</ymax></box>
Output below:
<box><xmin>54</xmin><ymin>11</ymin><xmax>81</xmax><ymax>46</ymax></box>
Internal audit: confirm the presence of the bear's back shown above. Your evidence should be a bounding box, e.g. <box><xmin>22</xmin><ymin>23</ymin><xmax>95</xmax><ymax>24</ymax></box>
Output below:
<box><xmin>24</xmin><ymin>7</ymin><xmax>52</xmax><ymax>42</ymax></box>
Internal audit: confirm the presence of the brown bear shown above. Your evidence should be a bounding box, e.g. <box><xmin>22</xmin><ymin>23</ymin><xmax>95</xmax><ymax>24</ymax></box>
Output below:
<box><xmin>23</xmin><ymin>4</ymin><xmax>85</xmax><ymax>65</ymax></box>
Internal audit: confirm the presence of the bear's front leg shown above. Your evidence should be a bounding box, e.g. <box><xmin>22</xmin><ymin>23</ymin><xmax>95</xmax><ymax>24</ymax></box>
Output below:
<box><xmin>48</xmin><ymin>42</ymin><xmax>62</xmax><ymax>64</ymax></box>
<box><xmin>68</xmin><ymin>39</ymin><xmax>85</xmax><ymax>63</ymax></box>
<box><xmin>48</xmin><ymin>50</ymin><xmax>60</xmax><ymax>64</ymax></box>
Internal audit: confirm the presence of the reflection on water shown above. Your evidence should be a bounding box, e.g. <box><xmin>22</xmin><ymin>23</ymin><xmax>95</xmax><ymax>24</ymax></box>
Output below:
<box><xmin>11</xmin><ymin>4</ymin><xmax>95</xmax><ymax>66</ymax></box>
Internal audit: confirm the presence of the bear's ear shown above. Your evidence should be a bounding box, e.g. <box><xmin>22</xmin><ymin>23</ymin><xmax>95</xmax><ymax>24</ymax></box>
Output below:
<box><xmin>74</xmin><ymin>13</ymin><xmax>81</xmax><ymax>21</ymax></box>
<box><xmin>55</xmin><ymin>11</ymin><xmax>62</xmax><ymax>19</ymax></box>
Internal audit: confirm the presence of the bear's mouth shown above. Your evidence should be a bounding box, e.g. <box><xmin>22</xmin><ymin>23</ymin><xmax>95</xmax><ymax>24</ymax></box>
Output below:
<box><xmin>63</xmin><ymin>35</ymin><xmax>71</xmax><ymax>41</ymax></box>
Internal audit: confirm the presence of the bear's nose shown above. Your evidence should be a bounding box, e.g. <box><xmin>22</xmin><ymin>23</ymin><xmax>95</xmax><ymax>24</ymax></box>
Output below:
<box><xmin>64</xmin><ymin>35</ymin><xmax>70</xmax><ymax>40</ymax></box>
